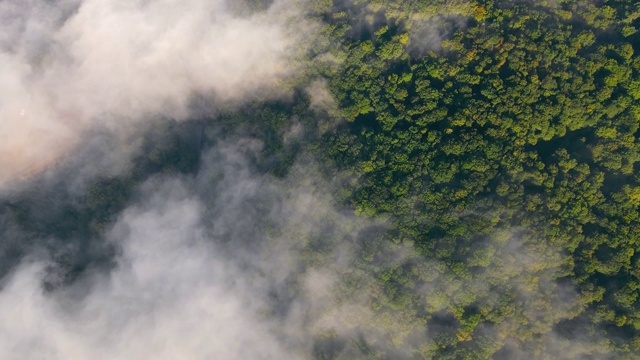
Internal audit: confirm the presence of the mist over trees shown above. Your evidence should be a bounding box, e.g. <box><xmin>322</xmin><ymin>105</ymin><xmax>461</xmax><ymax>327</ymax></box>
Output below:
<box><xmin>1</xmin><ymin>0</ymin><xmax>640</xmax><ymax>359</ymax></box>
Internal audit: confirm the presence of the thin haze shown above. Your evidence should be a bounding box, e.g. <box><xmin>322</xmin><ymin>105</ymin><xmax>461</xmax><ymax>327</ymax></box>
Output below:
<box><xmin>0</xmin><ymin>0</ymin><xmax>301</xmax><ymax>187</ymax></box>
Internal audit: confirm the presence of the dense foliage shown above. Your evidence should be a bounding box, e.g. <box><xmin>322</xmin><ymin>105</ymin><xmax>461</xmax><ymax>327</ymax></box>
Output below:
<box><xmin>307</xmin><ymin>0</ymin><xmax>640</xmax><ymax>358</ymax></box>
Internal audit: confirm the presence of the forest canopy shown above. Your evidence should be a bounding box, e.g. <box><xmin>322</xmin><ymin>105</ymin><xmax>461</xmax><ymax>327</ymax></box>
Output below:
<box><xmin>306</xmin><ymin>0</ymin><xmax>640</xmax><ymax>358</ymax></box>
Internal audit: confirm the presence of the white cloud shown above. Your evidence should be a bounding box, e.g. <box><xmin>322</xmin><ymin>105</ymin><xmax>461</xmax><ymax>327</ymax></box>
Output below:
<box><xmin>0</xmin><ymin>0</ymin><xmax>305</xmax><ymax>188</ymax></box>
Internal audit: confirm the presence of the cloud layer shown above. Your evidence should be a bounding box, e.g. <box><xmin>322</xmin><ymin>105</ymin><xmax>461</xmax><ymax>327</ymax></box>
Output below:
<box><xmin>0</xmin><ymin>2</ymin><xmax>604</xmax><ymax>358</ymax></box>
<box><xmin>0</xmin><ymin>139</ymin><xmax>390</xmax><ymax>359</ymax></box>
<box><xmin>0</xmin><ymin>180</ymin><xmax>295</xmax><ymax>359</ymax></box>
